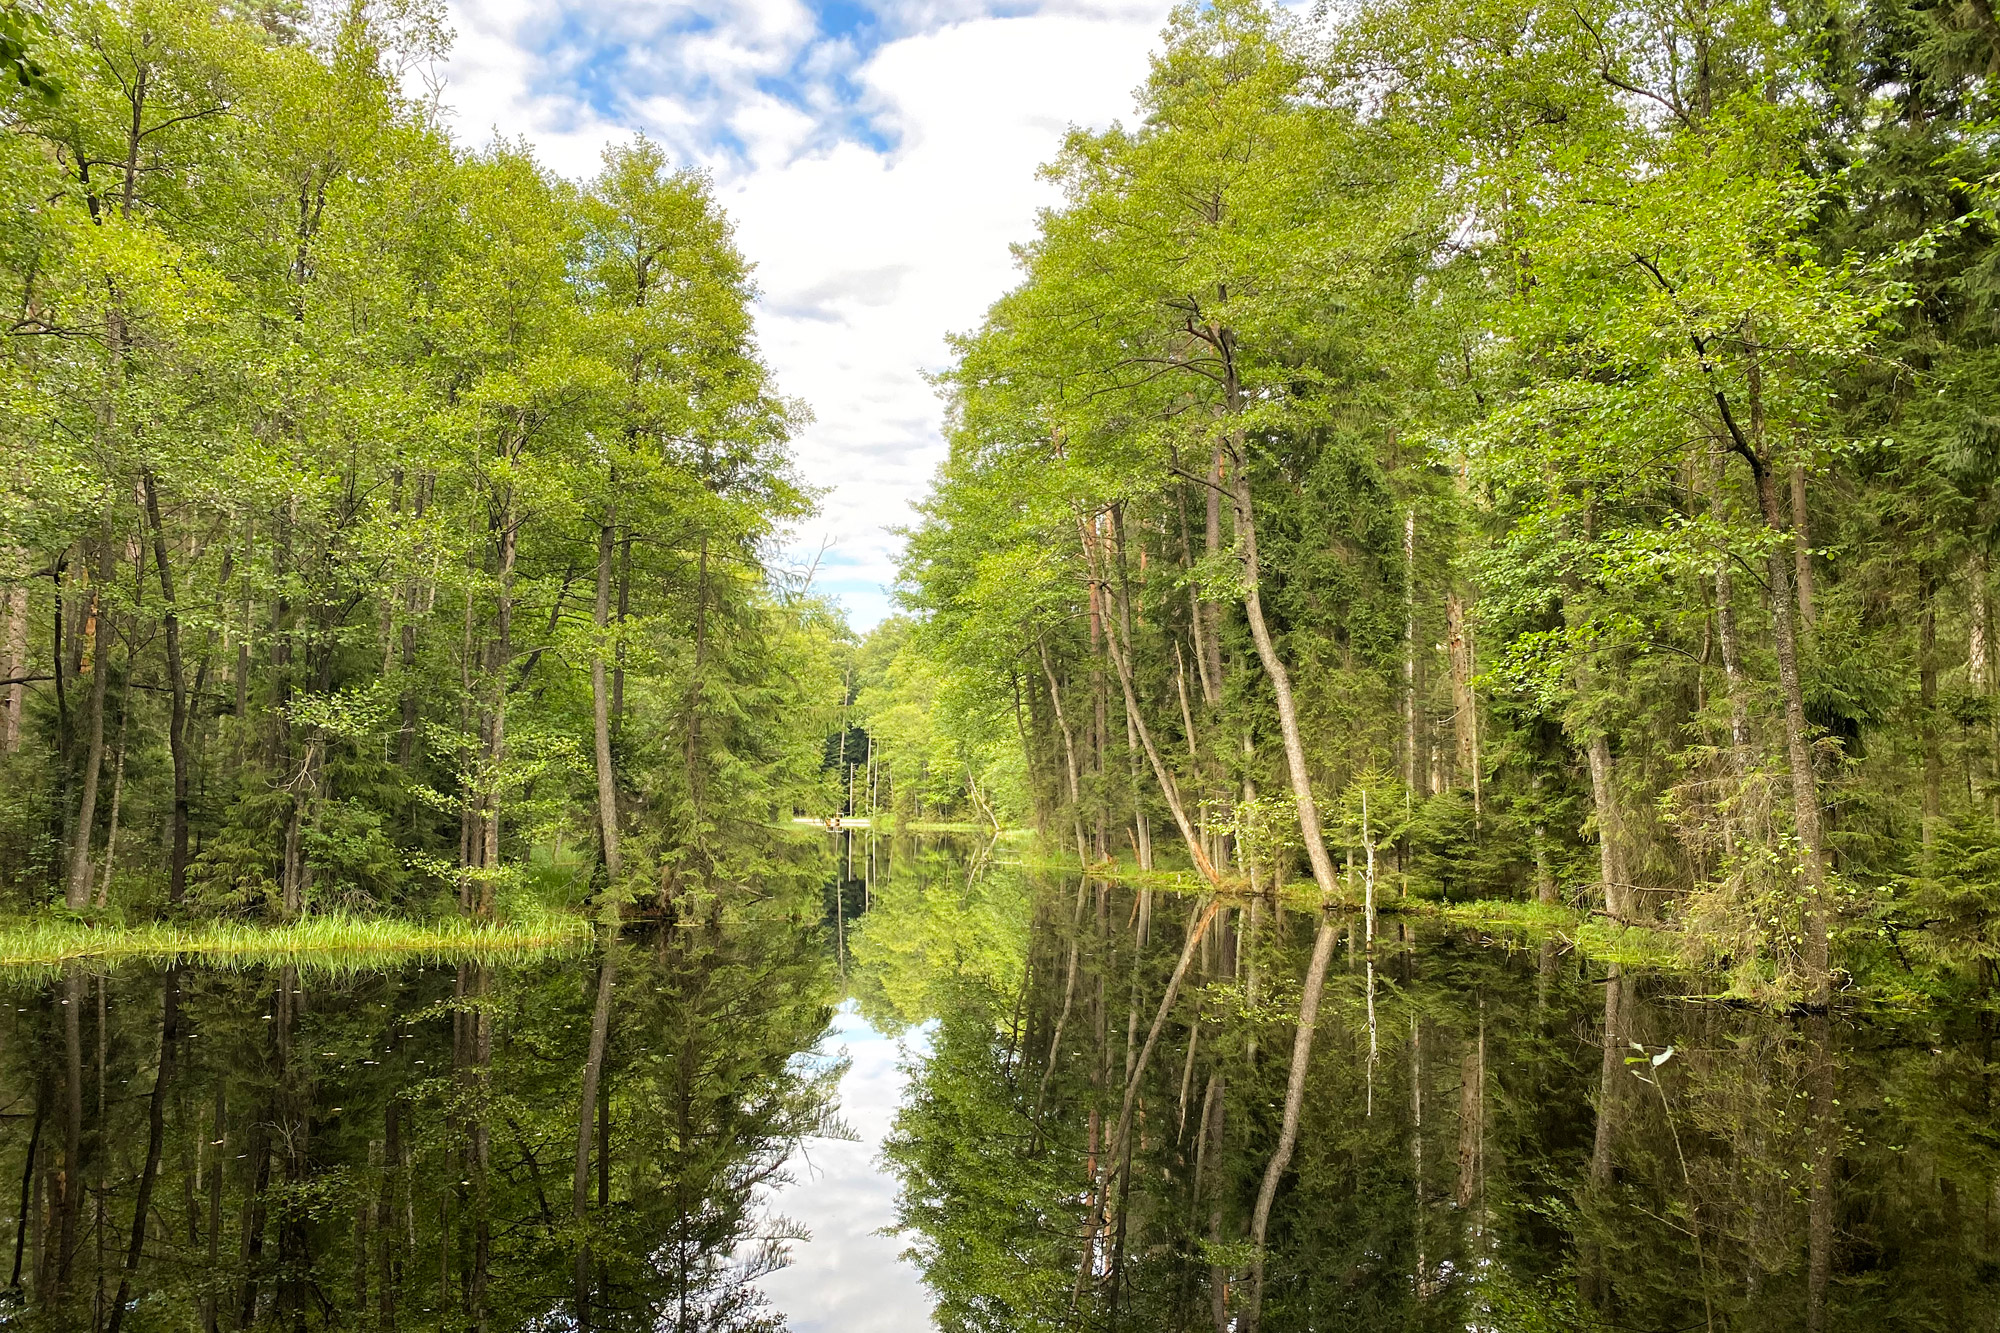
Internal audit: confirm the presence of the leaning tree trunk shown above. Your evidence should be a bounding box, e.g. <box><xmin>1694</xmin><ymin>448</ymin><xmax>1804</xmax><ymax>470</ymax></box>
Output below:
<box><xmin>591</xmin><ymin>508</ymin><xmax>621</xmax><ymax>887</ymax></box>
<box><xmin>1228</xmin><ymin>457</ymin><xmax>1341</xmax><ymax>903</ymax></box>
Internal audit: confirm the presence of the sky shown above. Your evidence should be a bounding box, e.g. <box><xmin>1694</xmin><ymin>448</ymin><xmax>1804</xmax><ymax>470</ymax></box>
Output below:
<box><xmin>433</xmin><ymin>0</ymin><xmax>1181</xmax><ymax>628</ymax></box>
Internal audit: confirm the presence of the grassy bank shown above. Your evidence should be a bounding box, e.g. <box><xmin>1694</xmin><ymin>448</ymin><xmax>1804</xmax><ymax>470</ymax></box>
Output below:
<box><xmin>0</xmin><ymin>911</ymin><xmax>594</xmax><ymax>974</ymax></box>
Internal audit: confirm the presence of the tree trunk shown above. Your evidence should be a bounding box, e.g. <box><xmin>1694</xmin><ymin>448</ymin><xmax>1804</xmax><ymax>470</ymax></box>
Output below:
<box><xmin>1</xmin><ymin>577</ymin><xmax>26</xmax><ymax>753</ymax></box>
<box><xmin>1792</xmin><ymin>462</ymin><xmax>1815</xmax><ymax>640</ymax></box>
<box><xmin>1228</xmin><ymin>461</ymin><xmax>1340</xmax><ymax>903</ymax></box>
<box><xmin>64</xmin><ymin>543</ymin><xmax>115</xmax><ymax>909</ymax></box>
<box><xmin>95</xmin><ymin>693</ymin><xmax>128</xmax><ymax>908</ymax></box>
<box><xmin>141</xmin><ymin>470</ymin><xmax>192</xmax><ymax>907</ymax></box>
<box><xmin>1921</xmin><ymin>577</ymin><xmax>1941</xmax><ymax>852</ymax></box>
<box><xmin>1243</xmin><ymin>913</ymin><xmax>1338</xmax><ymax>1332</ymax></box>
<box><xmin>591</xmin><ymin>510</ymin><xmax>621</xmax><ymax>887</ymax></box>
<box><xmin>1446</xmin><ymin>583</ymin><xmax>1479</xmax><ymax>811</ymax></box>
<box><xmin>1585</xmin><ymin>732</ymin><xmax>1630</xmax><ymax>920</ymax></box>
<box><xmin>1403</xmin><ymin>510</ymin><xmax>1420</xmax><ymax>801</ymax></box>
<box><xmin>1200</xmin><ymin>445</ymin><xmax>1225</xmax><ymax>705</ymax></box>
<box><xmin>1038</xmin><ymin>639</ymin><xmax>1092</xmax><ymax>866</ymax></box>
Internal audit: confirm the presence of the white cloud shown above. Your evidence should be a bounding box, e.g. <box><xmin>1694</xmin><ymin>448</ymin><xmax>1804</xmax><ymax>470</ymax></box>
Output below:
<box><xmin>434</xmin><ymin>0</ymin><xmax>1174</xmax><ymax>631</ymax></box>
<box><xmin>753</xmin><ymin>1006</ymin><xmax>934</xmax><ymax>1331</ymax></box>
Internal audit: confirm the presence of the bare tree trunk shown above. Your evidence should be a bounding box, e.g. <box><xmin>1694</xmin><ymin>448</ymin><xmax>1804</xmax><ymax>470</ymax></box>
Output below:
<box><xmin>1098</xmin><ymin>576</ymin><xmax>1218</xmax><ymax>885</ymax></box>
<box><xmin>1585</xmin><ymin>732</ymin><xmax>1630</xmax><ymax>921</ymax></box>
<box><xmin>1229</xmin><ymin>464</ymin><xmax>1341</xmax><ymax>903</ymax></box>
<box><xmin>1</xmin><ymin>577</ymin><xmax>26</xmax><ymax>753</ymax></box>
<box><xmin>1243</xmin><ymin>913</ymin><xmax>1338</xmax><ymax>1332</ymax></box>
<box><xmin>1403</xmin><ymin>510</ymin><xmax>1420</xmax><ymax>801</ymax></box>
<box><xmin>1792</xmin><ymin>463</ymin><xmax>1815</xmax><ymax>639</ymax></box>
<box><xmin>1037</xmin><ymin>640</ymin><xmax>1091</xmax><ymax>865</ymax></box>
<box><xmin>141</xmin><ymin>470</ymin><xmax>191</xmax><ymax>907</ymax></box>
<box><xmin>64</xmin><ymin>545</ymin><xmax>114</xmax><ymax>908</ymax></box>
<box><xmin>591</xmin><ymin>510</ymin><xmax>621</xmax><ymax>888</ymax></box>
<box><xmin>1446</xmin><ymin>584</ymin><xmax>1479</xmax><ymax>810</ymax></box>
<box><xmin>1200</xmin><ymin>445</ymin><xmax>1224</xmax><ymax>704</ymax></box>
<box><xmin>95</xmin><ymin>692</ymin><xmax>128</xmax><ymax>908</ymax></box>
<box><xmin>1921</xmin><ymin>577</ymin><xmax>1941</xmax><ymax>852</ymax></box>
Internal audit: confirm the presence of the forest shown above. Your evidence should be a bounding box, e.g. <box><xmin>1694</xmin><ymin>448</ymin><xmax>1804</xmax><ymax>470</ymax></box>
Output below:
<box><xmin>866</xmin><ymin>0</ymin><xmax>2000</xmax><ymax>1006</ymax></box>
<box><xmin>0</xmin><ymin>0</ymin><xmax>851</xmax><ymax>932</ymax></box>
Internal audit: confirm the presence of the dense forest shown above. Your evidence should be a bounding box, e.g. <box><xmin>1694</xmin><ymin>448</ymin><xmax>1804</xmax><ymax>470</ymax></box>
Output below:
<box><xmin>868</xmin><ymin>0</ymin><xmax>2000</xmax><ymax>1004</ymax></box>
<box><xmin>0</xmin><ymin>0</ymin><xmax>850</xmax><ymax>924</ymax></box>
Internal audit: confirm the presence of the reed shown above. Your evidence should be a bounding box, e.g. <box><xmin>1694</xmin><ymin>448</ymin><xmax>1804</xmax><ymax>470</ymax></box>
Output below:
<box><xmin>0</xmin><ymin>911</ymin><xmax>592</xmax><ymax>975</ymax></box>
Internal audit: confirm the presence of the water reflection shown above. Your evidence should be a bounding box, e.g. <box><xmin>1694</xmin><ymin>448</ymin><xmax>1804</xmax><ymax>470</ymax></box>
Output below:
<box><xmin>875</xmin><ymin>859</ymin><xmax>2000</xmax><ymax>1332</ymax></box>
<box><xmin>0</xmin><ymin>906</ymin><xmax>841</xmax><ymax>1331</ymax></box>
<box><xmin>7</xmin><ymin>841</ymin><xmax>1995</xmax><ymax>1332</ymax></box>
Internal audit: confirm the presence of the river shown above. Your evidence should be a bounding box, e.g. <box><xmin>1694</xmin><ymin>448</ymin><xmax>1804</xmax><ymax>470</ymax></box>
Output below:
<box><xmin>0</xmin><ymin>834</ymin><xmax>1991</xmax><ymax>1329</ymax></box>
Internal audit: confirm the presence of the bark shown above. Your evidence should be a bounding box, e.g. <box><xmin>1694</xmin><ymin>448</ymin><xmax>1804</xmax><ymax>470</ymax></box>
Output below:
<box><xmin>1403</xmin><ymin>509</ymin><xmax>1420</xmax><ymax>800</ymax></box>
<box><xmin>1038</xmin><ymin>639</ymin><xmax>1093</xmax><ymax>866</ymax></box>
<box><xmin>140</xmin><ymin>469</ymin><xmax>191</xmax><ymax>907</ymax></box>
<box><xmin>1228</xmin><ymin>463</ymin><xmax>1341</xmax><ymax>903</ymax></box>
<box><xmin>106</xmin><ymin>967</ymin><xmax>181</xmax><ymax>1333</ymax></box>
<box><xmin>479</xmin><ymin>509</ymin><xmax>517</xmax><ymax>916</ymax></box>
<box><xmin>1</xmin><ymin>578</ymin><xmax>26</xmax><ymax>753</ymax></box>
<box><xmin>1585</xmin><ymin>732</ymin><xmax>1631</xmax><ymax>921</ymax></box>
<box><xmin>1243</xmin><ymin>913</ymin><xmax>1338</xmax><ymax>1333</ymax></box>
<box><xmin>1792</xmin><ymin>462</ymin><xmax>1815</xmax><ymax>638</ymax></box>
<box><xmin>1921</xmin><ymin>577</ymin><xmax>1941</xmax><ymax>851</ymax></box>
<box><xmin>591</xmin><ymin>510</ymin><xmax>622</xmax><ymax>887</ymax></box>
<box><xmin>1199</xmin><ymin>445</ymin><xmax>1224</xmax><ymax>705</ymax></box>
<box><xmin>1098</xmin><ymin>575</ymin><xmax>1218</xmax><ymax>885</ymax></box>
<box><xmin>95</xmin><ymin>692</ymin><xmax>128</xmax><ymax>908</ymax></box>
<box><xmin>63</xmin><ymin>542</ymin><xmax>115</xmax><ymax>909</ymax></box>
<box><xmin>1445</xmin><ymin>583</ymin><xmax>1480</xmax><ymax>810</ymax></box>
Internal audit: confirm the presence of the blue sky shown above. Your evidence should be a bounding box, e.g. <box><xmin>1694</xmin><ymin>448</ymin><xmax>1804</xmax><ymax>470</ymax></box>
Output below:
<box><xmin>438</xmin><ymin>0</ymin><xmax>1177</xmax><ymax>629</ymax></box>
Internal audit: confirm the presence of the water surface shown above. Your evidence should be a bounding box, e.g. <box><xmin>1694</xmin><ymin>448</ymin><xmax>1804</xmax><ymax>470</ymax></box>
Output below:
<box><xmin>0</xmin><ymin>839</ymin><xmax>1992</xmax><ymax>1330</ymax></box>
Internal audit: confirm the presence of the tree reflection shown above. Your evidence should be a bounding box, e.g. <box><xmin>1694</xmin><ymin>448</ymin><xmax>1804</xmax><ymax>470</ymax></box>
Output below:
<box><xmin>881</xmin><ymin>855</ymin><xmax>2000</xmax><ymax>1332</ymax></box>
<box><xmin>0</xmin><ymin>902</ymin><xmax>841</xmax><ymax>1330</ymax></box>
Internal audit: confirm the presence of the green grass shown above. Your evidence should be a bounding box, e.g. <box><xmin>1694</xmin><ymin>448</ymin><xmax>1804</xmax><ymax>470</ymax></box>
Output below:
<box><xmin>0</xmin><ymin>911</ymin><xmax>593</xmax><ymax>975</ymax></box>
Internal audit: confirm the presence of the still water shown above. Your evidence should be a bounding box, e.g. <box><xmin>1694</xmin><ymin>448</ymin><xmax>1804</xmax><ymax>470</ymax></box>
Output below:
<box><xmin>0</xmin><ymin>835</ymin><xmax>1993</xmax><ymax>1330</ymax></box>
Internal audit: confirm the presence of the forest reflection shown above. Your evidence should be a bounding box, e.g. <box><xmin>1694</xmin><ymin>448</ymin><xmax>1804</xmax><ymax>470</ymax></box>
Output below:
<box><xmin>873</xmin><ymin>848</ymin><xmax>2000</xmax><ymax>1333</ymax></box>
<box><xmin>0</xmin><ymin>895</ymin><xmax>843</xmax><ymax>1332</ymax></box>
